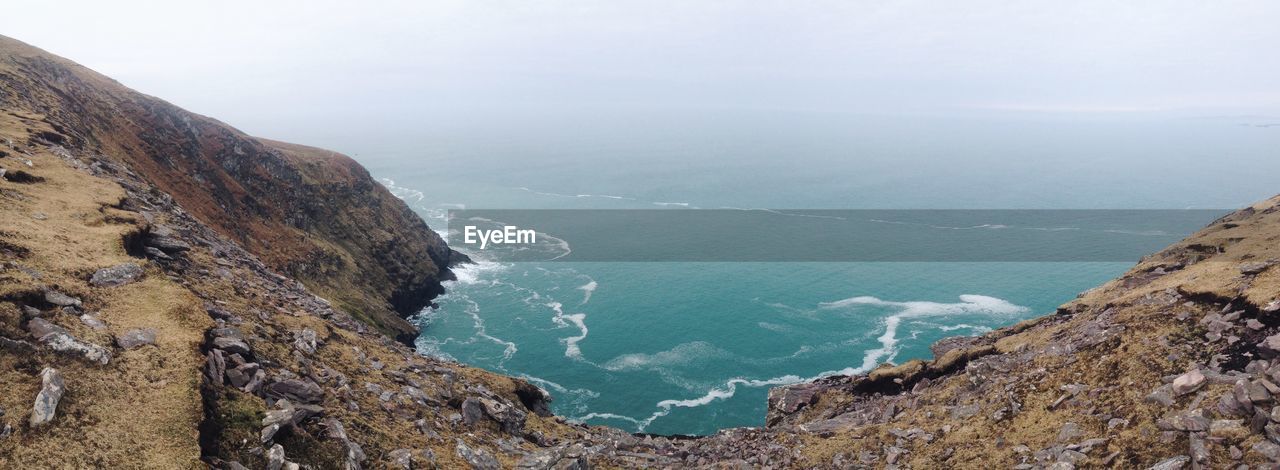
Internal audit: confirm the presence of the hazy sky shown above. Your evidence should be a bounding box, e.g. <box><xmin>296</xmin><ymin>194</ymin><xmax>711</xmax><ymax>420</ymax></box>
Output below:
<box><xmin>6</xmin><ymin>1</ymin><xmax>1280</xmax><ymax>139</ymax></box>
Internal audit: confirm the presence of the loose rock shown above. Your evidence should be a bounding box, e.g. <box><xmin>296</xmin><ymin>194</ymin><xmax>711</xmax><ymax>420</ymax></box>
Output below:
<box><xmin>1172</xmin><ymin>370</ymin><xmax>1206</xmax><ymax>396</ymax></box>
<box><xmin>1148</xmin><ymin>455</ymin><xmax>1190</xmax><ymax>469</ymax></box>
<box><xmin>29</xmin><ymin>368</ymin><xmax>64</xmax><ymax>427</ymax></box>
<box><xmin>43</xmin><ymin>290</ymin><xmax>81</xmax><ymax>307</ymax></box>
<box><xmin>116</xmin><ymin>328</ymin><xmax>157</xmax><ymax>349</ymax></box>
<box><xmin>89</xmin><ymin>263</ymin><xmax>144</xmax><ymax>287</ymax></box>
<box><xmin>456</xmin><ymin>439</ymin><xmax>500</xmax><ymax>470</ymax></box>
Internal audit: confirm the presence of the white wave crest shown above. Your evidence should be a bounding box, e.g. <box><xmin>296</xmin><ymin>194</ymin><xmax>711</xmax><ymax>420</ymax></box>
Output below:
<box><xmin>578</xmin><ymin>280</ymin><xmax>598</xmax><ymax>305</ymax></box>
<box><xmin>445</xmin><ymin>259</ymin><xmax>509</xmax><ymax>286</ymax></box>
<box><xmin>601</xmin><ymin>341</ymin><xmax>729</xmax><ymax>372</ymax></box>
<box><xmin>819</xmin><ymin>294</ymin><xmax>1027</xmax><ymax>377</ymax></box>
<box><xmin>547</xmin><ymin>302</ymin><xmax>590</xmax><ymax>360</ymax></box>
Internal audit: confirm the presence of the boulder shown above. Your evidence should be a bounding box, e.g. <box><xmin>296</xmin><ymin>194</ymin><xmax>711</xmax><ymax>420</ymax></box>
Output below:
<box><xmin>28</xmin><ymin>318</ymin><xmax>111</xmax><ymax>364</ymax></box>
<box><xmin>266</xmin><ymin>378</ymin><xmax>324</xmax><ymax>404</ymax></box>
<box><xmin>116</xmin><ymin>328</ymin><xmax>157</xmax><ymax>349</ymax></box>
<box><xmin>29</xmin><ymin>368</ymin><xmax>64</xmax><ymax>427</ymax></box>
<box><xmin>89</xmin><ymin>263</ymin><xmax>144</xmax><ymax>287</ymax></box>
<box><xmin>1172</xmin><ymin>370</ymin><xmax>1206</xmax><ymax>396</ymax></box>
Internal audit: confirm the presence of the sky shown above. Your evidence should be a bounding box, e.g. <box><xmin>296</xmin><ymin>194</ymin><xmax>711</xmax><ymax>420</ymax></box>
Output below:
<box><xmin>4</xmin><ymin>0</ymin><xmax>1280</xmax><ymax>141</ymax></box>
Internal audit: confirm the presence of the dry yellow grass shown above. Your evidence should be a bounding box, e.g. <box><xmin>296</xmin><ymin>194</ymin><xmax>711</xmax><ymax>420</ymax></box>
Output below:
<box><xmin>0</xmin><ymin>119</ymin><xmax>208</xmax><ymax>468</ymax></box>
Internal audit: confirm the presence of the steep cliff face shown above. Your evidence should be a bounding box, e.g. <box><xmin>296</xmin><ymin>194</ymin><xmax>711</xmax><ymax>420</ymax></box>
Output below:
<box><xmin>0</xmin><ymin>36</ymin><xmax>458</xmax><ymax>342</ymax></box>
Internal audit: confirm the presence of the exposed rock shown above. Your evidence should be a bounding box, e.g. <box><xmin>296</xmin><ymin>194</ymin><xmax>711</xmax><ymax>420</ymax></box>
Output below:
<box><xmin>513</xmin><ymin>380</ymin><xmax>553</xmax><ymax>417</ymax></box>
<box><xmin>1172</xmin><ymin>370</ymin><xmax>1206</xmax><ymax>396</ymax></box>
<box><xmin>144</xmin><ymin>247</ymin><xmax>171</xmax><ymax>260</ymax></box>
<box><xmin>28</xmin><ymin>317</ymin><xmax>111</xmax><ymax>364</ymax></box>
<box><xmin>260</xmin><ymin>401</ymin><xmax>324</xmax><ymax>444</ymax></box>
<box><xmin>267</xmin><ymin>444</ymin><xmax>285</xmax><ymax>470</ymax></box>
<box><xmin>456</xmin><ymin>440</ymin><xmax>500</xmax><ymax>470</ymax></box>
<box><xmin>211</xmin><ymin>336</ymin><xmax>251</xmax><ymax>356</ymax></box>
<box><xmin>1241</xmin><ymin>261</ymin><xmax>1273</xmax><ymax>275</ymax></box>
<box><xmin>146</xmin><ymin>234</ymin><xmax>191</xmax><ymax>254</ymax></box>
<box><xmin>115</xmin><ymin>328</ymin><xmax>156</xmax><ymax>349</ymax></box>
<box><xmin>768</xmin><ymin>383</ymin><xmax>821</xmax><ymax>416</ymax></box>
<box><xmin>517</xmin><ymin>447</ymin><xmax>566</xmax><ymax>470</ymax></box>
<box><xmin>79</xmin><ymin>314</ymin><xmax>107</xmax><ymax>330</ymax></box>
<box><xmin>1158</xmin><ymin>410</ymin><xmax>1210</xmax><ymax>432</ymax></box>
<box><xmin>204</xmin><ymin>349</ymin><xmax>226</xmax><ymax>384</ymax></box>
<box><xmin>0</xmin><ymin>336</ymin><xmax>34</xmax><ymax>353</ymax></box>
<box><xmin>325</xmin><ymin>419</ymin><xmax>366</xmax><ymax>470</ymax></box>
<box><xmin>1254</xmin><ymin>441</ymin><xmax>1280</xmax><ymax>461</ymax></box>
<box><xmin>26</xmin><ymin>317</ymin><xmax>65</xmax><ymax>339</ymax></box>
<box><xmin>1259</xmin><ymin>334</ymin><xmax>1280</xmax><ymax>359</ymax></box>
<box><xmin>265</xmin><ymin>378</ymin><xmax>325</xmax><ymax>404</ymax></box>
<box><xmin>1148</xmin><ymin>455</ymin><xmax>1190</xmax><ymax>470</ymax></box>
<box><xmin>293</xmin><ymin>328</ymin><xmax>317</xmax><ymax>354</ymax></box>
<box><xmin>43</xmin><ymin>290</ymin><xmax>81</xmax><ymax>307</ymax></box>
<box><xmin>461</xmin><ymin>398</ymin><xmax>486</xmax><ymax>426</ymax></box>
<box><xmin>1245</xmin><ymin>380</ymin><xmax>1273</xmax><ymax>404</ymax></box>
<box><xmin>388</xmin><ymin>449</ymin><xmax>413</xmax><ymax>469</ymax></box>
<box><xmin>1146</xmin><ymin>384</ymin><xmax>1175</xmax><ymax>406</ymax></box>
<box><xmin>89</xmin><ymin>263</ymin><xmax>144</xmax><ymax>287</ymax></box>
<box><xmin>1057</xmin><ymin>422</ymin><xmax>1084</xmax><ymax>442</ymax></box>
<box><xmin>29</xmin><ymin>368</ymin><xmax>64</xmax><ymax>427</ymax></box>
<box><xmin>226</xmin><ymin>363</ymin><xmax>260</xmax><ymax>388</ymax></box>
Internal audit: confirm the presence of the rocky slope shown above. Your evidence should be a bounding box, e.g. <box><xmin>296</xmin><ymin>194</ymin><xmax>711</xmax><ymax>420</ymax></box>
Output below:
<box><xmin>5</xmin><ymin>34</ymin><xmax>1280</xmax><ymax>469</ymax></box>
<box><xmin>0</xmin><ymin>35</ymin><xmax>462</xmax><ymax>343</ymax></box>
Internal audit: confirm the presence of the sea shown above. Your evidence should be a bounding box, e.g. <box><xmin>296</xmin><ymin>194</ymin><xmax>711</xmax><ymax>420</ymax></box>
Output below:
<box><xmin>346</xmin><ymin>109</ymin><xmax>1279</xmax><ymax>436</ymax></box>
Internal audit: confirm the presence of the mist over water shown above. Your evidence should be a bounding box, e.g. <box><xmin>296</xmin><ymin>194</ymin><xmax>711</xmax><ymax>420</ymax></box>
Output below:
<box><xmin>368</xmin><ymin>111</ymin><xmax>1279</xmax><ymax>435</ymax></box>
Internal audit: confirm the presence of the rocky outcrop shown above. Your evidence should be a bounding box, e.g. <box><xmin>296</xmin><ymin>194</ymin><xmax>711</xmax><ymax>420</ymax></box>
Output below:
<box><xmin>0</xmin><ymin>35</ymin><xmax>458</xmax><ymax>343</ymax></box>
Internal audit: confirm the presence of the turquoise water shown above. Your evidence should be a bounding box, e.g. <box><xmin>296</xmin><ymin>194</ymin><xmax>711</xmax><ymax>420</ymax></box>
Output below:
<box><xmin>355</xmin><ymin>111</ymin><xmax>1280</xmax><ymax>435</ymax></box>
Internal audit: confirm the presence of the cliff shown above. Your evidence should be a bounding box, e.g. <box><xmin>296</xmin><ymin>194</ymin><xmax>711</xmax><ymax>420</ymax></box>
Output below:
<box><xmin>0</xmin><ymin>36</ymin><xmax>460</xmax><ymax>343</ymax></box>
<box><xmin>5</xmin><ymin>34</ymin><xmax>1280</xmax><ymax>469</ymax></box>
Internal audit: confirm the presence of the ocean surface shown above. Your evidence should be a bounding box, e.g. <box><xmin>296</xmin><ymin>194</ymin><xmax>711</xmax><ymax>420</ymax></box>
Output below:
<box><xmin>350</xmin><ymin>110</ymin><xmax>1279</xmax><ymax>436</ymax></box>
